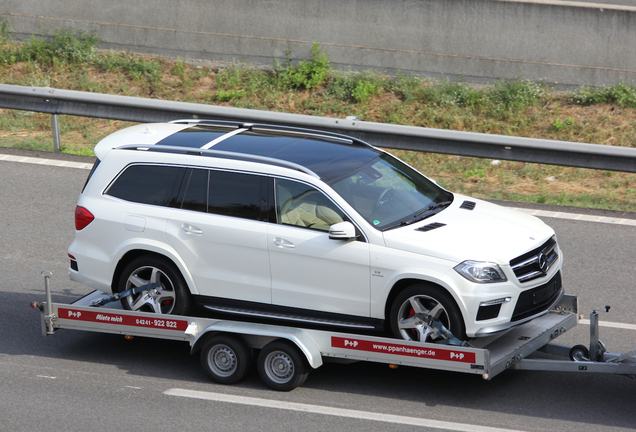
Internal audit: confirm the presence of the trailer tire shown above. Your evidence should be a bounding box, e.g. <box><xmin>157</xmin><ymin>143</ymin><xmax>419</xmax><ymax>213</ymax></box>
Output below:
<box><xmin>118</xmin><ymin>255</ymin><xmax>192</xmax><ymax>316</ymax></box>
<box><xmin>390</xmin><ymin>283</ymin><xmax>466</xmax><ymax>342</ymax></box>
<box><xmin>257</xmin><ymin>340</ymin><xmax>309</xmax><ymax>391</ymax></box>
<box><xmin>200</xmin><ymin>335</ymin><xmax>252</xmax><ymax>384</ymax></box>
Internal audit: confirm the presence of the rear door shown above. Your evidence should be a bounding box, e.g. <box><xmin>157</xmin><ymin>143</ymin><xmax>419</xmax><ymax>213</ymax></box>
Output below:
<box><xmin>165</xmin><ymin>168</ymin><xmax>272</xmax><ymax>303</ymax></box>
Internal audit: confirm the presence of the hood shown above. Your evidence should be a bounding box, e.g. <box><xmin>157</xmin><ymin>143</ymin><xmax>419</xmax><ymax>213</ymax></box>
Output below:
<box><xmin>382</xmin><ymin>196</ymin><xmax>555</xmax><ymax>265</ymax></box>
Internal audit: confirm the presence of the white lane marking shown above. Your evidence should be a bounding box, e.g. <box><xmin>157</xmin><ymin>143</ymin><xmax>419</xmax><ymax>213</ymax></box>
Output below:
<box><xmin>164</xmin><ymin>388</ymin><xmax>527</xmax><ymax>432</ymax></box>
<box><xmin>512</xmin><ymin>207</ymin><xmax>636</xmax><ymax>227</ymax></box>
<box><xmin>37</xmin><ymin>375</ymin><xmax>57</xmax><ymax>379</ymax></box>
<box><xmin>2</xmin><ymin>153</ymin><xmax>635</xmax><ymax>227</ymax></box>
<box><xmin>579</xmin><ymin>319</ymin><xmax>636</xmax><ymax>330</ymax></box>
<box><xmin>0</xmin><ymin>154</ymin><xmax>94</xmax><ymax>170</ymax></box>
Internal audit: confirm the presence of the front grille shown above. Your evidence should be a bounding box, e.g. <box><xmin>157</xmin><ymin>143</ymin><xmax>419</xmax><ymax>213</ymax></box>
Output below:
<box><xmin>510</xmin><ymin>236</ymin><xmax>559</xmax><ymax>283</ymax></box>
<box><xmin>511</xmin><ymin>271</ymin><xmax>562</xmax><ymax>322</ymax></box>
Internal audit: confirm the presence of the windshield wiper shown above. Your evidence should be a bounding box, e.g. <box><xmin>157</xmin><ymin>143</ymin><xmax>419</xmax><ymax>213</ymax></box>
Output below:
<box><xmin>382</xmin><ymin>200</ymin><xmax>452</xmax><ymax>231</ymax></box>
<box><xmin>413</xmin><ymin>200</ymin><xmax>453</xmax><ymax>218</ymax></box>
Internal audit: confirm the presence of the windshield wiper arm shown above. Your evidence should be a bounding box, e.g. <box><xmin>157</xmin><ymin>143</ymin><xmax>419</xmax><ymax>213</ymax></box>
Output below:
<box><xmin>382</xmin><ymin>200</ymin><xmax>453</xmax><ymax>231</ymax></box>
<box><xmin>413</xmin><ymin>200</ymin><xmax>452</xmax><ymax>218</ymax></box>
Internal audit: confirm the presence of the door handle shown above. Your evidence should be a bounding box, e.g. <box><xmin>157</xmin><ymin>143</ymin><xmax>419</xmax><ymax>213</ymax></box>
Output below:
<box><xmin>273</xmin><ymin>238</ymin><xmax>295</xmax><ymax>249</ymax></box>
<box><xmin>181</xmin><ymin>224</ymin><xmax>203</xmax><ymax>235</ymax></box>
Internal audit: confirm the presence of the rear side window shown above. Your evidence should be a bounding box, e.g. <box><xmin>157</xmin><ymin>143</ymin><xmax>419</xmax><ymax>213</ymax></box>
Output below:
<box><xmin>81</xmin><ymin>159</ymin><xmax>101</xmax><ymax>193</ymax></box>
<box><xmin>106</xmin><ymin>164</ymin><xmax>185</xmax><ymax>207</ymax></box>
<box><xmin>208</xmin><ymin>170</ymin><xmax>263</xmax><ymax>220</ymax></box>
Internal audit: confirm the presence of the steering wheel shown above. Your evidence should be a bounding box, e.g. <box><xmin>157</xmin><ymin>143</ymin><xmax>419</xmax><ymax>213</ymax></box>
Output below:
<box><xmin>372</xmin><ymin>187</ymin><xmax>394</xmax><ymax>214</ymax></box>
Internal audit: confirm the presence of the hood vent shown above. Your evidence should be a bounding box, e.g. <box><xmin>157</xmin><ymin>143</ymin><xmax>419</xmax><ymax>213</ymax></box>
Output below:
<box><xmin>460</xmin><ymin>200</ymin><xmax>476</xmax><ymax>210</ymax></box>
<box><xmin>416</xmin><ymin>222</ymin><xmax>446</xmax><ymax>232</ymax></box>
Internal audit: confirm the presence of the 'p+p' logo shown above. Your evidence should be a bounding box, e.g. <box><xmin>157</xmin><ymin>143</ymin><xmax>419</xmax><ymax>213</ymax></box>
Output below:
<box><xmin>343</xmin><ymin>339</ymin><xmax>358</xmax><ymax>348</ymax></box>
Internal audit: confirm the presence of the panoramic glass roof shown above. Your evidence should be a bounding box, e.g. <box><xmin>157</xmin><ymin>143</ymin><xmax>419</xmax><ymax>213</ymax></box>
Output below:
<box><xmin>154</xmin><ymin>126</ymin><xmax>380</xmax><ymax>182</ymax></box>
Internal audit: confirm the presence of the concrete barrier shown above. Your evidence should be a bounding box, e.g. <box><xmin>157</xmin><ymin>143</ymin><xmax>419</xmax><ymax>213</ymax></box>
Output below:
<box><xmin>1</xmin><ymin>0</ymin><xmax>635</xmax><ymax>86</ymax></box>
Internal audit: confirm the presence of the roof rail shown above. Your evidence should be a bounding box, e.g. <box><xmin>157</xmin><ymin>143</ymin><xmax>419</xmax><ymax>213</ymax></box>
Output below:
<box><xmin>168</xmin><ymin>119</ymin><xmax>361</xmax><ymax>146</ymax></box>
<box><xmin>115</xmin><ymin>144</ymin><xmax>321</xmax><ymax>178</ymax></box>
<box><xmin>168</xmin><ymin>119</ymin><xmax>244</xmax><ymax>128</ymax></box>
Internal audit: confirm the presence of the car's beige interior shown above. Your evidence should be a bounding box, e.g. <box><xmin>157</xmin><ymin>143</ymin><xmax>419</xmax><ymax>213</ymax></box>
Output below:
<box><xmin>279</xmin><ymin>188</ymin><xmax>343</xmax><ymax>231</ymax></box>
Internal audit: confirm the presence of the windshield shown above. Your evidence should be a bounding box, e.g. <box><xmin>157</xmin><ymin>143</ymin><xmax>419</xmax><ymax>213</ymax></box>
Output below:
<box><xmin>329</xmin><ymin>153</ymin><xmax>453</xmax><ymax>230</ymax></box>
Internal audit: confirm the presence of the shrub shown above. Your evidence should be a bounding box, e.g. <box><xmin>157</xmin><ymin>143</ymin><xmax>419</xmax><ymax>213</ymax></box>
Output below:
<box><xmin>488</xmin><ymin>78</ymin><xmax>545</xmax><ymax>110</ymax></box>
<box><xmin>216</xmin><ymin>89</ymin><xmax>246</xmax><ymax>102</ymax></box>
<box><xmin>572</xmin><ymin>83</ymin><xmax>636</xmax><ymax>108</ymax></box>
<box><xmin>279</xmin><ymin>42</ymin><xmax>331</xmax><ymax>90</ymax></box>
<box><xmin>328</xmin><ymin>72</ymin><xmax>382</xmax><ymax>102</ymax></box>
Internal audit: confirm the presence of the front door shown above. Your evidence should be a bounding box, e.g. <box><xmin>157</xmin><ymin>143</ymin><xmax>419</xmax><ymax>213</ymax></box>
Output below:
<box><xmin>268</xmin><ymin>178</ymin><xmax>370</xmax><ymax>317</ymax></box>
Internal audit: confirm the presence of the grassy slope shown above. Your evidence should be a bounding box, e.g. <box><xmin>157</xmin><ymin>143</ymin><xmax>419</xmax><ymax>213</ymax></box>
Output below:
<box><xmin>1</xmin><ymin>35</ymin><xmax>635</xmax><ymax>212</ymax></box>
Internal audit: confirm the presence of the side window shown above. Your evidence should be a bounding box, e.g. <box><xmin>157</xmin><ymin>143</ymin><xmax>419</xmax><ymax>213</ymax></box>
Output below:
<box><xmin>180</xmin><ymin>168</ymin><xmax>208</xmax><ymax>212</ymax></box>
<box><xmin>106</xmin><ymin>164</ymin><xmax>185</xmax><ymax>207</ymax></box>
<box><xmin>275</xmin><ymin>178</ymin><xmax>346</xmax><ymax>232</ymax></box>
<box><xmin>208</xmin><ymin>170</ymin><xmax>263</xmax><ymax>220</ymax></box>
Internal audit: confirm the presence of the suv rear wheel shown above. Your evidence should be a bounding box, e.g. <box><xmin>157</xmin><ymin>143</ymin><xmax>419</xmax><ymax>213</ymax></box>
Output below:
<box><xmin>118</xmin><ymin>255</ymin><xmax>192</xmax><ymax>316</ymax></box>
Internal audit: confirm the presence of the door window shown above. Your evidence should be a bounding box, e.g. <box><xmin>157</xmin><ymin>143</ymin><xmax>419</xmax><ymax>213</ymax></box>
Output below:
<box><xmin>275</xmin><ymin>178</ymin><xmax>345</xmax><ymax>231</ymax></box>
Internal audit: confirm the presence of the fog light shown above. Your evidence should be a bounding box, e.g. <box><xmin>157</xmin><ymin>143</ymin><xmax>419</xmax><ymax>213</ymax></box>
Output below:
<box><xmin>479</xmin><ymin>297</ymin><xmax>511</xmax><ymax>307</ymax></box>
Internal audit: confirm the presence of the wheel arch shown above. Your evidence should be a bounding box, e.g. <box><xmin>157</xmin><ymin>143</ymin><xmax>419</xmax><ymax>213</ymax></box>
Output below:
<box><xmin>383</xmin><ymin>277</ymin><xmax>467</xmax><ymax>328</ymax></box>
<box><xmin>111</xmin><ymin>248</ymin><xmax>198</xmax><ymax>295</ymax></box>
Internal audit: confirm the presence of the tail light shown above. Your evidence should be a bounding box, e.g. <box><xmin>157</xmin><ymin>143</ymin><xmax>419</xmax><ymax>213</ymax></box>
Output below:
<box><xmin>75</xmin><ymin>206</ymin><xmax>95</xmax><ymax>230</ymax></box>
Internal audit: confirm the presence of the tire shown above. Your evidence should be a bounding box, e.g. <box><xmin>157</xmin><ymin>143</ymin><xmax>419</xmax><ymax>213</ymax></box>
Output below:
<box><xmin>389</xmin><ymin>283</ymin><xmax>466</xmax><ymax>342</ymax></box>
<box><xmin>200</xmin><ymin>335</ymin><xmax>252</xmax><ymax>384</ymax></box>
<box><xmin>569</xmin><ymin>344</ymin><xmax>590</xmax><ymax>362</ymax></box>
<box><xmin>257</xmin><ymin>340</ymin><xmax>309</xmax><ymax>391</ymax></box>
<box><xmin>118</xmin><ymin>255</ymin><xmax>193</xmax><ymax>315</ymax></box>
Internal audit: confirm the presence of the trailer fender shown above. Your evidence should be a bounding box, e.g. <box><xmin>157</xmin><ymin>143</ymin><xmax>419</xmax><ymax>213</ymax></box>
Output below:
<box><xmin>190</xmin><ymin>321</ymin><xmax>324</xmax><ymax>369</ymax></box>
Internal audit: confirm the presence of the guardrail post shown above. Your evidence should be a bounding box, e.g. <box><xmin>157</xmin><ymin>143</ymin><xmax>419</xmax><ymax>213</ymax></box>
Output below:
<box><xmin>51</xmin><ymin>114</ymin><xmax>61</xmax><ymax>153</ymax></box>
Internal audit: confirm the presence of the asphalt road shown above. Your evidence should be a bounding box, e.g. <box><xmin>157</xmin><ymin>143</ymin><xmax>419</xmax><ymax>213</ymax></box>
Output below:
<box><xmin>1</xmin><ymin>149</ymin><xmax>635</xmax><ymax>432</ymax></box>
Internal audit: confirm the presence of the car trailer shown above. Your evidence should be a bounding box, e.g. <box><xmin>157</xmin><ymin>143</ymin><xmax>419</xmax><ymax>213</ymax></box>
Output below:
<box><xmin>32</xmin><ymin>272</ymin><xmax>636</xmax><ymax>391</ymax></box>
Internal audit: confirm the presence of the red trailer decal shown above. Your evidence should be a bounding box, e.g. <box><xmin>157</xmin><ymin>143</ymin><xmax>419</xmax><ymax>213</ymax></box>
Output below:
<box><xmin>58</xmin><ymin>308</ymin><xmax>189</xmax><ymax>331</ymax></box>
<box><xmin>331</xmin><ymin>336</ymin><xmax>476</xmax><ymax>363</ymax></box>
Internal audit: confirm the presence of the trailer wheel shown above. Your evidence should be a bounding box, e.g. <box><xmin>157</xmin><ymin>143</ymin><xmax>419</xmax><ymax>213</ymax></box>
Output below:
<box><xmin>569</xmin><ymin>344</ymin><xmax>590</xmax><ymax>362</ymax></box>
<box><xmin>200</xmin><ymin>335</ymin><xmax>251</xmax><ymax>384</ymax></box>
<box><xmin>389</xmin><ymin>284</ymin><xmax>466</xmax><ymax>342</ymax></box>
<box><xmin>257</xmin><ymin>340</ymin><xmax>309</xmax><ymax>391</ymax></box>
<box><xmin>118</xmin><ymin>255</ymin><xmax>192</xmax><ymax>315</ymax></box>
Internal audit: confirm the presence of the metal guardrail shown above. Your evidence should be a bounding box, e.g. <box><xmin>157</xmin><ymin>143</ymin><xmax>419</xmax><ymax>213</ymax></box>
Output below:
<box><xmin>1</xmin><ymin>84</ymin><xmax>635</xmax><ymax>173</ymax></box>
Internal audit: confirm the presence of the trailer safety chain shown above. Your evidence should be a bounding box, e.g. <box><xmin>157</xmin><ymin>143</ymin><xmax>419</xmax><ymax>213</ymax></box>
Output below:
<box><xmin>89</xmin><ymin>283</ymin><xmax>162</xmax><ymax>307</ymax></box>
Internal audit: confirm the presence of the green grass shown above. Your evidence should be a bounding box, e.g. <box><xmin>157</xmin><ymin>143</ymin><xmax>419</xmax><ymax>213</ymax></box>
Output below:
<box><xmin>1</xmin><ymin>29</ymin><xmax>636</xmax><ymax>212</ymax></box>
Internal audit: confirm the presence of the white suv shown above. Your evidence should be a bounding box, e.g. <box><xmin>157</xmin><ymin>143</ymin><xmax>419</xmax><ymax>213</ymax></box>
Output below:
<box><xmin>68</xmin><ymin>120</ymin><xmax>564</xmax><ymax>342</ymax></box>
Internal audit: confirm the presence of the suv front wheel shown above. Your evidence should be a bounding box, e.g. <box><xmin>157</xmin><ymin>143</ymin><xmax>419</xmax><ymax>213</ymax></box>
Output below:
<box><xmin>389</xmin><ymin>284</ymin><xmax>466</xmax><ymax>342</ymax></box>
<box><xmin>118</xmin><ymin>255</ymin><xmax>193</xmax><ymax>316</ymax></box>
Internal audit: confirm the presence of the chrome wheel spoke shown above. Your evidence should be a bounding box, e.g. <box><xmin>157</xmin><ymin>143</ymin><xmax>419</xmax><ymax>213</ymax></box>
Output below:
<box><xmin>398</xmin><ymin>315</ymin><xmax>420</xmax><ymax>330</ymax></box>
<box><xmin>129</xmin><ymin>292</ymin><xmax>152</xmax><ymax>311</ymax></box>
<box><xmin>128</xmin><ymin>273</ymin><xmax>149</xmax><ymax>288</ymax></box>
<box><xmin>428</xmin><ymin>303</ymin><xmax>445</xmax><ymax>321</ymax></box>
<box><xmin>409</xmin><ymin>297</ymin><xmax>428</xmax><ymax>315</ymax></box>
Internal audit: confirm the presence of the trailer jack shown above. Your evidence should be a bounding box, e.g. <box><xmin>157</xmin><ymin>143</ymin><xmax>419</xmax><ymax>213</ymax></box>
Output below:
<box><xmin>512</xmin><ymin>305</ymin><xmax>636</xmax><ymax>377</ymax></box>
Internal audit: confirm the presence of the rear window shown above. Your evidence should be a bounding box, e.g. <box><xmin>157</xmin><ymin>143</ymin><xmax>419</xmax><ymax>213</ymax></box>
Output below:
<box><xmin>105</xmin><ymin>164</ymin><xmax>185</xmax><ymax>207</ymax></box>
<box><xmin>81</xmin><ymin>159</ymin><xmax>101</xmax><ymax>193</ymax></box>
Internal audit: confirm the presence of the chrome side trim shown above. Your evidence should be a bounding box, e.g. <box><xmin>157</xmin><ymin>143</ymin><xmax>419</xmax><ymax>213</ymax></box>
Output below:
<box><xmin>203</xmin><ymin>305</ymin><xmax>377</xmax><ymax>330</ymax></box>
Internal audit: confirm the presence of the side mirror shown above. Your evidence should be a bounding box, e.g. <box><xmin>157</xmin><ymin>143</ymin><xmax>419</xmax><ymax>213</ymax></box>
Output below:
<box><xmin>329</xmin><ymin>221</ymin><xmax>357</xmax><ymax>240</ymax></box>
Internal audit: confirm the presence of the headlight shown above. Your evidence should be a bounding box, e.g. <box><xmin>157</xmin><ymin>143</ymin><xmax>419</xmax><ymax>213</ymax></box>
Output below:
<box><xmin>454</xmin><ymin>261</ymin><xmax>507</xmax><ymax>283</ymax></box>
